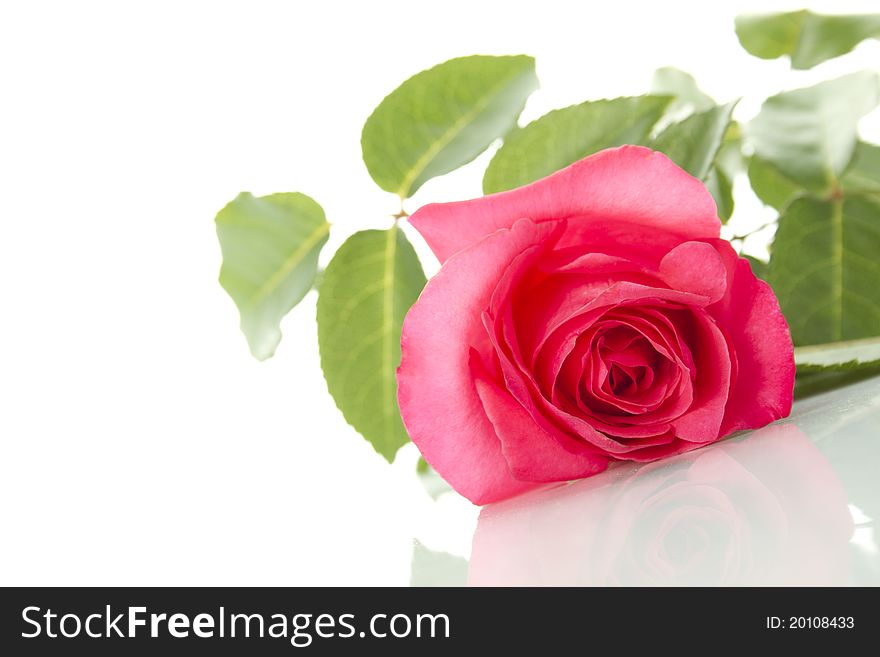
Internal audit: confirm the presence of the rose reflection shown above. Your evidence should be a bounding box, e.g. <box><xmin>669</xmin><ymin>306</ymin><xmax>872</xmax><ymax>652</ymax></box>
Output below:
<box><xmin>469</xmin><ymin>425</ymin><xmax>854</xmax><ymax>586</ymax></box>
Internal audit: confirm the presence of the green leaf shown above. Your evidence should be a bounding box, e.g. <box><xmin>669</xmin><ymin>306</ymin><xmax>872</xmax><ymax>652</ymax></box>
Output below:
<box><xmin>716</xmin><ymin>122</ymin><xmax>745</xmax><ymax>178</ymax></box>
<box><xmin>842</xmin><ymin>141</ymin><xmax>880</xmax><ymax>197</ymax></box>
<box><xmin>751</xmin><ymin>142</ymin><xmax>880</xmax><ymax>212</ymax></box>
<box><xmin>794</xmin><ymin>337</ymin><xmax>880</xmax><ymax>399</ymax></box>
<box><xmin>705</xmin><ymin>166</ymin><xmax>734</xmax><ymax>222</ymax></box>
<box><xmin>650</xmin><ymin>67</ymin><xmax>715</xmax><ymax>129</ymax></box>
<box><xmin>768</xmin><ymin>194</ymin><xmax>880</xmax><ymax>346</ymax></box>
<box><xmin>482</xmin><ymin>95</ymin><xmax>671</xmax><ymax>194</ymax></box>
<box><xmin>735</xmin><ymin>11</ymin><xmax>880</xmax><ymax>70</ymax></box>
<box><xmin>747</xmin><ymin>72</ymin><xmax>880</xmax><ymax>191</ymax></box>
<box><xmin>794</xmin><ymin>366</ymin><xmax>880</xmax><ymax>399</ymax></box>
<box><xmin>647</xmin><ymin>70</ymin><xmax>740</xmax><ymax>221</ymax></box>
<box><xmin>651</xmin><ymin>101</ymin><xmax>737</xmax><ymax>181</ymax></box>
<box><xmin>650</xmin><ymin>102</ymin><xmax>736</xmax><ymax>222</ymax></box>
<box><xmin>710</xmin><ymin>123</ymin><xmax>744</xmax><ymax>223</ymax></box>
<box><xmin>743</xmin><ymin>254</ymin><xmax>769</xmax><ymax>282</ymax></box>
<box><xmin>795</xmin><ymin>336</ymin><xmax>880</xmax><ymax>368</ymax></box>
<box><xmin>747</xmin><ymin>156</ymin><xmax>803</xmax><ymax>211</ymax></box>
<box><xmin>316</xmin><ymin>226</ymin><xmax>426</xmax><ymax>461</ymax></box>
<box><xmin>410</xmin><ymin>541</ymin><xmax>468</xmax><ymax>587</ymax></box>
<box><xmin>361</xmin><ymin>55</ymin><xmax>539</xmax><ymax>199</ymax></box>
<box><xmin>417</xmin><ymin>461</ymin><xmax>453</xmax><ymax>500</ymax></box>
<box><xmin>216</xmin><ymin>192</ymin><xmax>329</xmax><ymax>360</ymax></box>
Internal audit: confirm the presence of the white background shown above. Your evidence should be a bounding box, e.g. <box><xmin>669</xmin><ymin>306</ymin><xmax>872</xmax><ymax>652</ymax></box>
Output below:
<box><xmin>1</xmin><ymin>0</ymin><xmax>878</xmax><ymax>585</ymax></box>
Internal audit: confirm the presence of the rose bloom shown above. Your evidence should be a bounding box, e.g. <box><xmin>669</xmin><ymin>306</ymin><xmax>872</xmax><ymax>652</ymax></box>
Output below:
<box><xmin>398</xmin><ymin>146</ymin><xmax>795</xmax><ymax>505</ymax></box>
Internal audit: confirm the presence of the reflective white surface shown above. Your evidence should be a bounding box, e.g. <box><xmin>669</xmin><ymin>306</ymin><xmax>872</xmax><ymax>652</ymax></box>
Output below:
<box><xmin>2</xmin><ymin>1</ymin><xmax>879</xmax><ymax>587</ymax></box>
<box><xmin>461</xmin><ymin>376</ymin><xmax>880</xmax><ymax>586</ymax></box>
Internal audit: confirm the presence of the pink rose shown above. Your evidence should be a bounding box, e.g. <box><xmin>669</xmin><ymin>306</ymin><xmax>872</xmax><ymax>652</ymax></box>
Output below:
<box><xmin>468</xmin><ymin>425</ymin><xmax>853</xmax><ymax>586</ymax></box>
<box><xmin>398</xmin><ymin>146</ymin><xmax>795</xmax><ymax>505</ymax></box>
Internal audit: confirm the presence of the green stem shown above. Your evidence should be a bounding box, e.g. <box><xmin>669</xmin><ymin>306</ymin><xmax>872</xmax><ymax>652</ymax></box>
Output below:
<box><xmin>730</xmin><ymin>219</ymin><xmax>778</xmax><ymax>242</ymax></box>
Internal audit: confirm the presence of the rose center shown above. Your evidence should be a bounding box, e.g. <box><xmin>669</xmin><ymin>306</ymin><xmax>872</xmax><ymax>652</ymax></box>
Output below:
<box><xmin>608</xmin><ymin>362</ymin><xmax>649</xmax><ymax>395</ymax></box>
<box><xmin>553</xmin><ymin>316</ymin><xmax>689</xmax><ymax>422</ymax></box>
<box><xmin>597</xmin><ymin>330</ymin><xmax>662</xmax><ymax>400</ymax></box>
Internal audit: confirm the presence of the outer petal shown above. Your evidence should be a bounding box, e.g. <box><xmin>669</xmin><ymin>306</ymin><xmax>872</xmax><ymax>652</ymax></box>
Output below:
<box><xmin>659</xmin><ymin>241</ymin><xmax>728</xmax><ymax>303</ymax></box>
<box><xmin>708</xmin><ymin>242</ymin><xmax>795</xmax><ymax>434</ymax></box>
<box><xmin>474</xmin><ymin>370</ymin><xmax>609</xmax><ymax>483</ymax></box>
<box><xmin>409</xmin><ymin>145</ymin><xmax>721</xmax><ymax>262</ymax></box>
<box><xmin>397</xmin><ymin>218</ymin><xmax>561</xmax><ymax>505</ymax></box>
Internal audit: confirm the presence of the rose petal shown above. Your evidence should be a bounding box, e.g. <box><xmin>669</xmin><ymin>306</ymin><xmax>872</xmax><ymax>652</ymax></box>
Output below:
<box><xmin>706</xmin><ymin>243</ymin><xmax>795</xmax><ymax>434</ymax></box>
<box><xmin>528</xmin><ymin>283</ymin><xmax>711</xmax><ymax>376</ymax></box>
<box><xmin>538</xmin><ymin>305</ymin><xmax>695</xmax><ymax>411</ymax></box>
<box><xmin>486</xmin><ymin>312</ymin><xmax>669</xmax><ymax>452</ymax></box>
<box><xmin>622</xmin><ymin>435</ymin><xmax>706</xmax><ymax>462</ymax></box>
<box><xmin>507</xmin><ymin>228</ymin><xmax>694</xmax><ymax>363</ymax></box>
<box><xmin>409</xmin><ymin>145</ymin><xmax>721</xmax><ymax>262</ymax></box>
<box><xmin>556</xmin><ymin>310</ymin><xmax>699</xmax><ymax>438</ymax></box>
<box><xmin>659</xmin><ymin>241</ymin><xmax>728</xmax><ymax>303</ymax></box>
<box><xmin>556</xmin><ymin>322</ymin><xmax>674</xmax><ymax>415</ymax></box>
<box><xmin>473</xmin><ymin>363</ymin><xmax>608</xmax><ymax>483</ymax></box>
<box><xmin>397</xmin><ymin>218</ymin><xmax>562</xmax><ymax>504</ymax></box>
<box><xmin>669</xmin><ymin>309</ymin><xmax>731</xmax><ymax>442</ymax></box>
